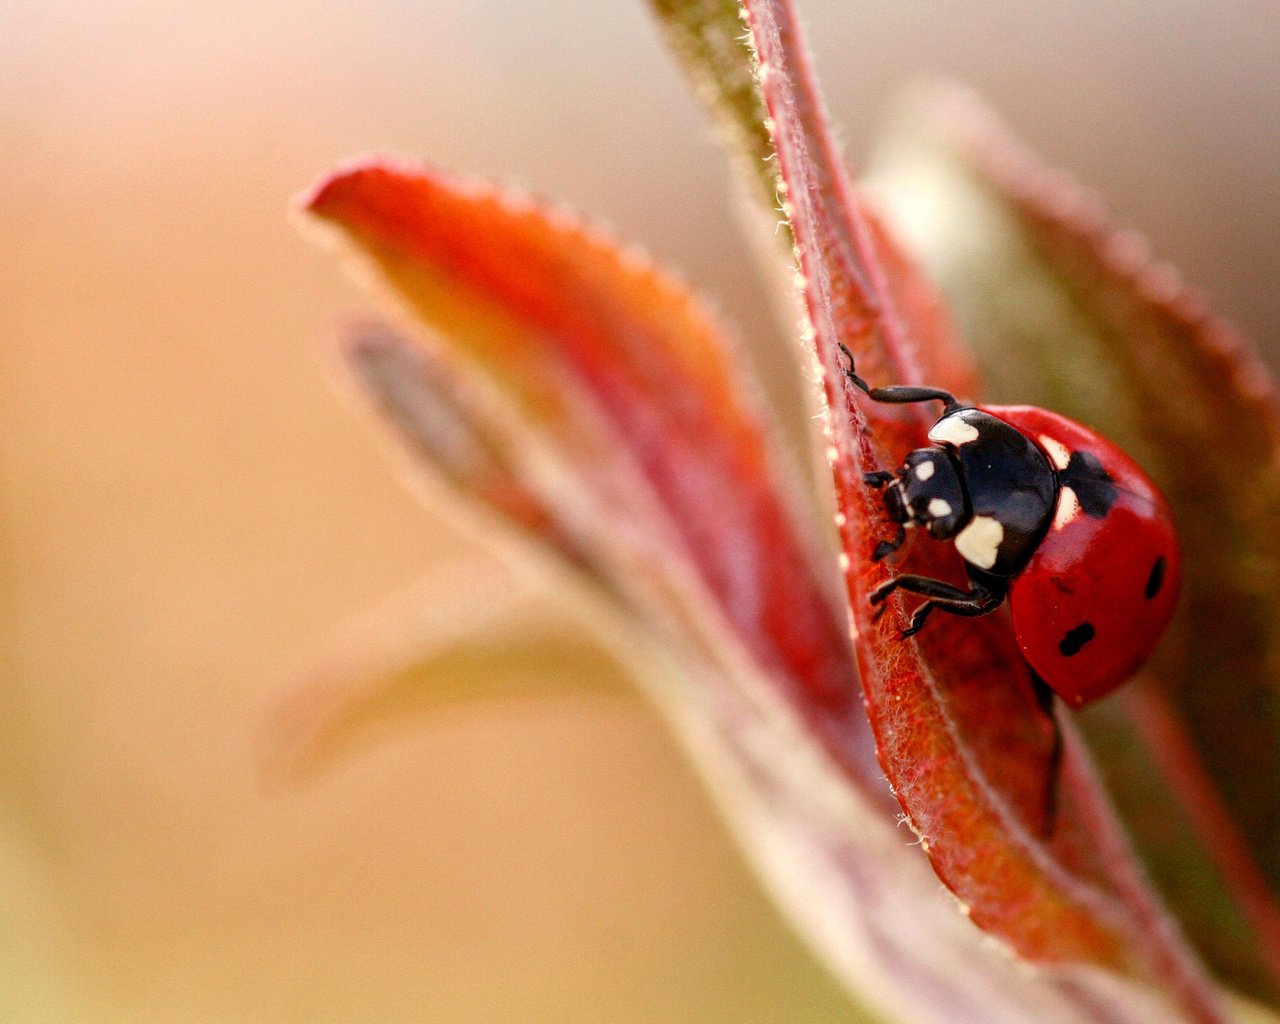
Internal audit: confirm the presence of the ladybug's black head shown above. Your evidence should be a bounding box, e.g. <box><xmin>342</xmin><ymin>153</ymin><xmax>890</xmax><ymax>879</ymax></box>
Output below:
<box><xmin>885</xmin><ymin>449</ymin><xmax>969</xmax><ymax>540</ymax></box>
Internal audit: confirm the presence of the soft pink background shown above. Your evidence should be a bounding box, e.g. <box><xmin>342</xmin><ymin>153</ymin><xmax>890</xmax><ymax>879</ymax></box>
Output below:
<box><xmin>3</xmin><ymin>2</ymin><xmax>1276</xmax><ymax>1021</ymax></box>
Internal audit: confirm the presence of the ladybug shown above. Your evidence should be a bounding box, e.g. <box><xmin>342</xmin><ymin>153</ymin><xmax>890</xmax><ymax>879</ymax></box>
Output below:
<box><xmin>840</xmin><ymin>345</ymin><xmax>1180</xmax><ymax>708</ymax></box>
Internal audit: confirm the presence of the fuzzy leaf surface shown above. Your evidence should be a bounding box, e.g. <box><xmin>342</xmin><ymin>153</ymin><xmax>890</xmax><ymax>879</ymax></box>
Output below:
<box><xmin>740</xmin><ymin>0</ymin><xmax>1226</xmax><ymax>1017</ymax></box>
<box><xmin>341</xmin><ymin>322</ymin><xmax>601</xmax><ymax>575</ymax></box>
<box><xmin>302</xmin><ymin>160</ymin><xmax>886</xmax><ymax>782</ymax></box>
<box><xmin>645</xmin><ymin>0</ymin><xmax>977</xmax><ymax>399</ymax></box>
<box><xmin>867</xmin><ymin>88</ymin><xmax>1280</xmax><ymax>1003</ymax></box>
<box><xmin>295</xmin><ymin>148</ymin><xmax>1235</xmax><ymax>1022</ymax></box>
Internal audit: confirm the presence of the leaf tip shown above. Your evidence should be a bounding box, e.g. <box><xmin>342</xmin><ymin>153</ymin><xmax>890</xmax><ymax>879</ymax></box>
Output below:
<box><xmin>294</xmin><ymin>153</ymin><xmax>423</xmax><ymax>227</ymax></box>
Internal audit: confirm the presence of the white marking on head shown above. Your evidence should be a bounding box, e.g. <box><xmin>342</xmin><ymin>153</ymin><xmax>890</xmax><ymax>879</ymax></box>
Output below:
<box><xmin>1038</xmin><ymin>434</ymin><xmax>1073</xmax><ymax>471</ymax></box>
<box><xmin>928</xmin><ymin>416</ymin><xmax>980</xmax><ymax>446</ymax></box>
<box><xmin>914</xmin><ymin>461</ymin><xmax>936</xmax><ymax>481</ymax></box>
<box><xmin>1053</xmin><ymin>485</ymin><xmax>1083</xmax><ymax>531</ymax></box>
<box><xmin>955</xmin><ymin>515</ymin><xmax>1004</xmax><ymax>570</ymax></box>
<box><xmin>927</xmin><ymin>498</ymin><xmax>953</xmax><ymax>519</ymax></box>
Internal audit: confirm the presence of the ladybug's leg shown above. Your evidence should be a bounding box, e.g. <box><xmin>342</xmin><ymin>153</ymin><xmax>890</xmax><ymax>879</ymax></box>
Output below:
<box><xmin>859</xmin><ymin>469</ymin><xmax>907</xmax><ymax>558</ymax></box>
<box><xmin>837</xmin><ymin>343</ymin><xmax>962</xmax><ymax>415</ymax></box>
<box><xmin>872</xmin><ymin>525</ymin><xmax>907</xmax><ymax>562</ymax></box>
<box><xmin>864</xmin><ymin>473</ymin><xmax>908</xmax><ymax>558</ymax></box>
<box><xmin>1029</xmin><ymin>672</ymin><xmax>1064</xmax><ymax>838</ymax></box>
<box><xmin>870</xmin><ymin>574</ymin><xmax>999</xmax><ymax>607</ymax></box>
<box><xmin>869</xmin><ymin>574</ymin><xmax>1005</xmax><ymax>638</ymax></box>
<box><xmin>901</xmin><ymin>589</ymin><xmax>1004</xmax><ymax>638</ymax></box>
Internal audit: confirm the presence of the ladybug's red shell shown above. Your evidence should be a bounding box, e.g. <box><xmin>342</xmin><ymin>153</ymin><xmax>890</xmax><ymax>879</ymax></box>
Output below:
<box><xmin>984</xmin><ymin>406</ymin><xmax>1180</xmax><ymax>708</ymax></box>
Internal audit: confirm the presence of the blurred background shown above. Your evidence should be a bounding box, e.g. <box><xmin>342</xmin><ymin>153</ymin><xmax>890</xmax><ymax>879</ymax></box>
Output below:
<box><xmin>2</xmin><ymin>1</ymin><xmax>1277</xmax><ymax>1021</ymax></box>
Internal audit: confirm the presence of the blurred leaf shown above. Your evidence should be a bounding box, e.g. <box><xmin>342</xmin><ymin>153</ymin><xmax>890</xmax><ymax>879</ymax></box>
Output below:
<box><xmin>1236</xmin><ymin>995</ymin><xmax>1280</xmax><ymax>1024</ymax></box>
<box><xmin>645</xmin><ymin>0</ymin><xmax>979</xmax><ymax>411</ymax></box>
<box><xmin>340</xmin><ymin>322</ymin><xmax>603</xmax><ymax>578</ymax></box>
<box><xmin>647</xmin><ymin>0</ymin><xmax>775</xmax><ymax>208</ymax></box>
<box><xmin>290</xmin><ymin>8</ymin><xmax>1275</xmax><ymax>1016</ymax></box>
<box><xmin>302</xmin><ymin>159</ymin><xmax>878</xmax><ymax>781</ymax></box>
<box><xmin>265</xmin><ymin>559</ymin><xmax>634</xmax><ymax>782</ymax></box>
<box><xmin>741</xmin><ymin>0</ymin><xmax>1226</xmax><ymax>1016</ymax></box>
<box><xmin>294</xmin><ymin>150</ymin><xmax>1225</xmax><ymax>1023</ymax></box>
<box><xmin>867</xmin><ymin>86</ymin><xmax>1280</xmax><ymax>1003</ymax></box>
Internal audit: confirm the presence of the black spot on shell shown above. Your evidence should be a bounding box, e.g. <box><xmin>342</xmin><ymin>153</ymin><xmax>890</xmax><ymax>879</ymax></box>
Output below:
<box><xmin>1059</xmin><ymin>622</ymin><xmax>1096</xmax><ymax>657</ymax></box>
<box><xmin>1145</xmin><ymin>556</ymin><xmax>1167</xmax><ymax>599</ymax></box>
<box><xmin>1060</xmin><ymin>451</ymin><xmax>1117</xmax><ymax>518</ymax></box>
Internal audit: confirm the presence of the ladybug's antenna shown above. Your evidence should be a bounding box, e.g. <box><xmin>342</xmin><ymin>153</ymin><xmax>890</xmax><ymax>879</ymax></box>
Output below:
<box><xmin>836</xmin><ymin>343</ymin><xmax>963</xmax><ymax>415</ymax></box>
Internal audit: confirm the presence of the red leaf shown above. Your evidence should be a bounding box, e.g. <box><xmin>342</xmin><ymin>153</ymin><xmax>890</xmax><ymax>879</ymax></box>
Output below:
<box><xmin>866</xmin><ymin>87</ymin><xmax>1280</xmax><ymax>1001</ymax></box>
<box><xmin>741</xmin><ymin>0</ymin><xmax>1225</xmax><ymax>1016</ymax></box>
<box><xmin>302</xmin><ymin>160</ymin><xmax>885</xmax><ymax>789</ymax></box>
<box><xmin>342</xmin><ymin>322</ymin><xmax>598</xmax><ymax>574</ymax></box>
